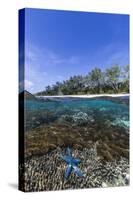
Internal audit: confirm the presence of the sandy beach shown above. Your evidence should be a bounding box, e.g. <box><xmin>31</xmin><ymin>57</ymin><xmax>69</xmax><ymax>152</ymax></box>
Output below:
<box><xmin>36</xmin><ymin>93</ymin><xmax>129</xmax><ymax>99</ymax></box>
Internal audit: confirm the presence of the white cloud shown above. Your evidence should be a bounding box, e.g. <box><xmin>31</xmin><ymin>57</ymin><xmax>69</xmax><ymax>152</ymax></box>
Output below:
<box><xmin>19</xmin><ymin>80</ymin><xmax>34</xmax><ymax>92</ymax></box>
<box><xmin>25</xmin><ymin>44</ymin><xmax>82</xmax><ymax>69</ymax></box>
<box><xmin>24</xmin><ymin>43</ymin><xmax>129</xmax><ymax>93</ymax></box>
<box><xmin>106</xmin><ymin>50</ymin><xmax>129</xmax><ymax>66</ymax></box>
<box><xmin>24</xmin><ymin>44</ymin><xmax>84</xmax><ymax>93</ymax></box>
<box><xmin>56</xmin><ymin>75</ymin><xmax>65</xmax><ymax>81</ymax></box>
<box><xmin>25</xmin><ymin>80</ymin><xmax>34</xmax><ymax>90</ymax></box>
<box><xmin>88</xmin><ymin>43</ymin><xmax>129</xmax><ymax>68</ymax></box>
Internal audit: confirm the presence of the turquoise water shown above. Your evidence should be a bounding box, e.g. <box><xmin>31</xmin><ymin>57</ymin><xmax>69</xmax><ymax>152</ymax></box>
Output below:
<box><xmin>25</xmin><ymin>97</ymin><xmax>129</xmax><ymax>131</ymax></box>
<box><xmin>25</xmin><ymin>98</ymin><xmax>128</xmax><ymax>111</ymax></box>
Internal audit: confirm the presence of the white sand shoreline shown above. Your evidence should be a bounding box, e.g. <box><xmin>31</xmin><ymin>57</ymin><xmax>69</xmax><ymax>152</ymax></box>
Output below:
<box><xmin>36</xmin><ymin>93</ymin><xmax>129</xmax><ymax>98</ymax></box>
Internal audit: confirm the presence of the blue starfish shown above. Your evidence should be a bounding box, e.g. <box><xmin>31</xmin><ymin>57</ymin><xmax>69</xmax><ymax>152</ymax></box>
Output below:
<box><xmin>61</xmin><ymin>148</ymin><xmax>84</xmax><ymax>179</ymax></box>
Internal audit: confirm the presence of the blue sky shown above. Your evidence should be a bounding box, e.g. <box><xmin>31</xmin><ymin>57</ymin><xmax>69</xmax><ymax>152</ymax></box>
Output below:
<box><xmin>22</xmin><ymin>8</ymin><xmax>129</xmax><ymax>93</ymax></box>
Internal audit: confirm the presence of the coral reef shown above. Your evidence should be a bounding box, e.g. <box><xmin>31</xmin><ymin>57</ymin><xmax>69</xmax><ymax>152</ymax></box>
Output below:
<box><xmin>20</xmin><ymin>97</ymin><xmax>129</xmax><ymax>192</ymax></box>
<box><xmin>25</xmin><ymin>120</ymin><xmax>129</xmax><ymax>161</ymax></box>
<box><xmin>20</xmin><ymin>146</ymin><xmax>129</xmax><ymax>192</ymax></box>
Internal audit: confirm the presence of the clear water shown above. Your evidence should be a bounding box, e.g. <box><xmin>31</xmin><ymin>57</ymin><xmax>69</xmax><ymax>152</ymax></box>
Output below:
<box><xmin>25</xmin><ymin>97</ymin><xmax>129</xmax><ymax>131</ymax></box>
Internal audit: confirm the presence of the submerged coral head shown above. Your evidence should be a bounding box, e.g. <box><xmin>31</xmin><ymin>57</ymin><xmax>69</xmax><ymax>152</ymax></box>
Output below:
<box><xmin>61</xmin><ymin>147</ymin><xmax>84</xmax><ymax>179</ymax></box>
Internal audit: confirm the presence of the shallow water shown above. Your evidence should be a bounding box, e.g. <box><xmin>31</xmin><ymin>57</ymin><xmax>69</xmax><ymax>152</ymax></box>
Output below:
<box><xmin>23</xmin><ymin>96</ymin><xmax>129</xmax><ymax>162</ymax></box>
<box><xmin>21</xmin><ymin>96</ymin><xmax>130</xmax><ymax>192</ymax></box>
<box><xmin>25</xmin><ymin>97</ymin><xmax>129</xmax><ymax>131</ymax></box>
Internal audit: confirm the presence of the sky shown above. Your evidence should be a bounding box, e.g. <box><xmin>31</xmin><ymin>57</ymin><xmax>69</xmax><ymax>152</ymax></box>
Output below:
<box><xmin>20</xmin><ymin>8</ymin><xmax>129</xmax><ymax>93</ymax></box>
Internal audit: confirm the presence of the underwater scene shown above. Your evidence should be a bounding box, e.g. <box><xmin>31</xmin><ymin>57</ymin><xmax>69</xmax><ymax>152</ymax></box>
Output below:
<box><xmin>20</xmin><ymin>94</ymin><xmax>129</xmax><ymax>192</ymax></box>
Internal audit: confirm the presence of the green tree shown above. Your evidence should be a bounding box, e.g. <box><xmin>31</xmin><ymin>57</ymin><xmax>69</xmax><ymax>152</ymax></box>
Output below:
<box><xmin>35</xmin><ymin>64</ymin><xmax>129</xmax><ymax>96</ymax></box>
<box><xmin>122</xmin><ymin>65</ymin><xmax>129</xmax><ymax>92</ymax></box>
<box><xmin>105</xmin><ymin>65</ymin><xmax>121</xmax><ymax>93</ymax></box>
<box><xmin>88</xmin><ymin>68</ymin><xmax>104</xmax><ymax>94</ymax></box>
<box><xmin>45</xmin><ymin>85</ymin><xmax>52</xmax><ymax>95</ymax></box>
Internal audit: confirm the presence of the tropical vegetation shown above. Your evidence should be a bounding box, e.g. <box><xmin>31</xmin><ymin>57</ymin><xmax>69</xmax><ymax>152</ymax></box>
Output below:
<box><xmin>36</xmin><ymin>65</ymin><xmax>129</xmax><ymax>95</ymax></box>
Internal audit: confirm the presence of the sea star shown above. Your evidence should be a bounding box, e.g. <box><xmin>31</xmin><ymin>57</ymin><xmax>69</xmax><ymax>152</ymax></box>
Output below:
<box><xmin>61</xmin><ymin>148</ymin><xmax>84</xmax><ymax>179</ymax></box>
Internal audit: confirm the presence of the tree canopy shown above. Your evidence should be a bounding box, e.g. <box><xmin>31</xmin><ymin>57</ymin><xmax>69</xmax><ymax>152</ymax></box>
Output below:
<box><xmin>36</xmin><ymin>65</ymin><xmax>129</xmax><ymax>96</ymax></box>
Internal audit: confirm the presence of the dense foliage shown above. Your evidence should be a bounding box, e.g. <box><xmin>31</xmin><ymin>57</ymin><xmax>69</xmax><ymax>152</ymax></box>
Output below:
<box><xmin>36</xmin><ymin>65</ymin><xmax>129</xmax><ymax>95</ymax></box>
